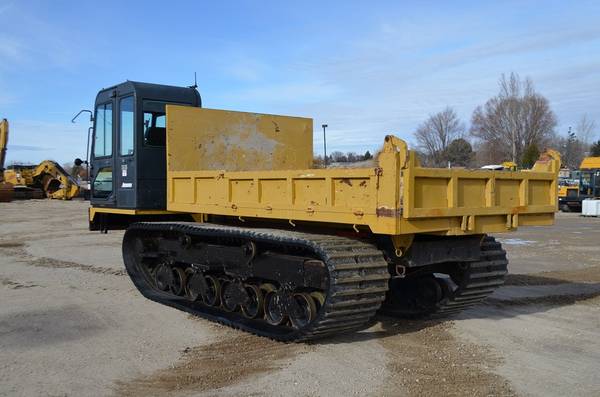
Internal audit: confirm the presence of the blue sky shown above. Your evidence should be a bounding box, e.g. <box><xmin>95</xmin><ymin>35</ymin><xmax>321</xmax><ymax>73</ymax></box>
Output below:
<box><xmin>1</xmin><ymin>0</ymin><xmax>599</xmax><ymax>164</ymax></box>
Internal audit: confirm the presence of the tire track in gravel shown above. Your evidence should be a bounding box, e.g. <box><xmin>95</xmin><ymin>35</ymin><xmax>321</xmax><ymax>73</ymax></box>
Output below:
<box><xmin>114</xmin><ymin>323</ymin><xmax>309</xmax><ymax>396</ymax></box>
<box><xmin>0</xmin><ymin>241</ymin><xmax>126</xmax><ymax>276</ymax></box>
<box><xmin>377</xmin><ymin>318</ymin><xmax>515</xmax><ymax>396</ymax></box>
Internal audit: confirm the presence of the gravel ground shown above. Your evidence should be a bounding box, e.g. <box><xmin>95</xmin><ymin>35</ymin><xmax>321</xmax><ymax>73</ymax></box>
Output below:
<box><xmin>0</xmin><ymin>200</ymin><xmax>599</xmax><ymax>396</ymax></box>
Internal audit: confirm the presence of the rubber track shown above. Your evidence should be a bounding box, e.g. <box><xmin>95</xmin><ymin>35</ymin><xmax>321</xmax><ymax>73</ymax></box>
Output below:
<box><xmin>433</xmin><ymin>235</ymin><xmax>508</xmax><ymax>316</ymax></box>
<box><xmin>123</xmin><ymin>222</ymin><xmax>390</xmax><ymax>342</ymax></box>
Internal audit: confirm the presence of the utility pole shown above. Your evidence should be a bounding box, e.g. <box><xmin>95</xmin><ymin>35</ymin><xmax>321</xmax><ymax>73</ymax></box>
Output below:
<box><xmin>322</xmin><ymin>124</ymin><xmax>328</xmax><ymax>165</ymax></box>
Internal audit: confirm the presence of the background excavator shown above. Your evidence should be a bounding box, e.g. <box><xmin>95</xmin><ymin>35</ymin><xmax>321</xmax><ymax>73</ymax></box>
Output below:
<box><xmin>0</xmin><ymin>118</ymin><xmax>82</xmax><ymax>201</ymax></box>
<box><xmin>4</xmin><ymin>160</ymin><xmax>81</xmax><ymax>200</ymax></box>
<box><xmin>0</xmin><ymin>119</ymin><xmax>13</xmax><ymax>202</ymax></box>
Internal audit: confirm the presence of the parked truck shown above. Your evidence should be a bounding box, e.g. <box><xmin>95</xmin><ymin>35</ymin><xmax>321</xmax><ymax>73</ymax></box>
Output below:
<box><xmin>87</xmin><ymin>81</ymin><xmax>560</xmax><ymax>341</ymax></box>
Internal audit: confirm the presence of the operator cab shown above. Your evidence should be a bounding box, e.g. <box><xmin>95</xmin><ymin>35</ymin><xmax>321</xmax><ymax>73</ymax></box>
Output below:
<box><xmin>90</xmin><ymin>81</ymin><xmax>201</xmax><ymax>209</ymax></box>
<box><xmin>579</xmin><ymin>169</ymin><xmax>600</xmax><ymax>197</ymax></box>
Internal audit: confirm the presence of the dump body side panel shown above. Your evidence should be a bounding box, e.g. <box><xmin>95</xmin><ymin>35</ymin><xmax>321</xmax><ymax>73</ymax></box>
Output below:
<box><xmin>167</xmin><ymin>105</ymin><xmax>313</xmax><ymax>172</ymax></box>
<box><xmin>166</xmin><ymin>109</ymin><xmax>560</xmax><ymax>236</ymax></box>
<box><xmin>401</xmin><ymin>150</ymin><xmax>557</xmax><ymax>233</ymax></box>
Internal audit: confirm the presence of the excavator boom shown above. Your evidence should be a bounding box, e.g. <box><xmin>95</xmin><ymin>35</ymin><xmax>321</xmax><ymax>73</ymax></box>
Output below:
<box><xmin>0</xmin><ymin>118</ymin><xmax>14</xmax><ymax>202</ymax></box>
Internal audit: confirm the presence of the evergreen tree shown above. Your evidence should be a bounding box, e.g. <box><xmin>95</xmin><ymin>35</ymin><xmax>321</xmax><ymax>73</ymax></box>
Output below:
<box><xmin>521</xmin><ymin>144</ymin><xmax>540</xmax><ymax>168</ymax></box>
<box><xmin>591</xmin><ymin>140</ymin><xmax>600</xmax><ymax>157</ymax></box>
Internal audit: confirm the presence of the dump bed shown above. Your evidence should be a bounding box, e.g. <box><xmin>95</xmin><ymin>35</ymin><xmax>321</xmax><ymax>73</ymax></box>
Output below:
<box><xmin>166</xmin><ymin>106</ymin><xmax>560</xmax><ymax>236</ymax></box>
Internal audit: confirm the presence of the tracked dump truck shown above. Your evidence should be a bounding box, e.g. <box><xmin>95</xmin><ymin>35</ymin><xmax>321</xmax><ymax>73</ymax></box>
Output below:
<box><xmin>88</xmin><ymin>81</ymin><xmax>560</xmax><ymax>341</ymax></box>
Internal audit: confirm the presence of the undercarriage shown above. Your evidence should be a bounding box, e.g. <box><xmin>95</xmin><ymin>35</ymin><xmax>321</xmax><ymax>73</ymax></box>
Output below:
<box><xmin>123</xmin><ymin>222</ymin><xmax>507</xmax><ymax>341</ymax></box>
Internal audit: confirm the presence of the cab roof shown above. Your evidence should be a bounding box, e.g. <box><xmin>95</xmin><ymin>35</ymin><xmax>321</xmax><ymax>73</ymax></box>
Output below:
<box><xmin>94</xmin><ymin>80</ymin><xmax>201</xmax><ymax>107</ymax></box>
<box><xmin>580</xmin><ymin>157</ymin><xmax>600</xmax><ymax>170</ymax></box>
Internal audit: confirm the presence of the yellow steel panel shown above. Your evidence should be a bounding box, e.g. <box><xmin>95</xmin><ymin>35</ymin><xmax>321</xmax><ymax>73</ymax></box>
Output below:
<box><xmin>167</xmin><ymin>105</ymin><xmax>312</xmax><ymax>172</ymax></box>
<box><xmin>495</xmin><ymin>179</ymin><xmax>520</xmax><ymax>207</ymax></box>
<box><xmin>196</xmin><ymin>177</ymin><xmax>223</xmax><ymax>204</ymax></box>
<box><xmin>414</xmin><ymin>177</ymin><xmax>448</xmax><ymax>209</ymax></box>
<box><xmin>172</xmin><ymin>177</ymin><xmax>194</xmax><ymax>204</ymax></box>
<box><xmin>293</xmin><ymin>178</ymin><xmax>327</xmax><ymax>207</ymax></box>
<box><xmin>332</xmin><ymin>177</ymin><xmax>372</xmax><ymax>208</ymax></box>
<box><xmin>476</xmin><ymin>215</ymin><xmax>511</xmax><ymax>232</ymax></box>
<box><xmin>230</xmin><ymin>179</ymin><xmax>257</xmax><ymax>204</ymax></box>
<box><xmin>528</xmin><ymin>180</ymin><xmax>552</xmax><ymax>206</ymax></box>
<box><xmin>519</xmin><ymin>213</ymin><xmax>554</xmax><ymax>226</ymax></box>
<box><xmin>259</xmin><ymin>179</ymin><xmax>289</xmax><ymax>206</ymax></box>
<box><xmin>457</xmin><ymin>178</ymin><xmax>486</xmax><ymax>208</ymax></box>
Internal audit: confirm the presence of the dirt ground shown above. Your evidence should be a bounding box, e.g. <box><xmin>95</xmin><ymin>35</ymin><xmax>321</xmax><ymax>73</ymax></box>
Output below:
<box><xmin>1</xmin><ymin>200</ymin><xmax>599</xmax><ymax>397</ymax></box>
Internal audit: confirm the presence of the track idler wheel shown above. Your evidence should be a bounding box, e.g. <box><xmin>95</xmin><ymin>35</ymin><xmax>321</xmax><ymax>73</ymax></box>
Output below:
<box><xmin>221</xmin><ymin>280</ymin><xmax>248</xmax><ymax>312</ymax></box>
<box><xmin>154</xmin><ymin>264</ymin><xmax>187</xmax><ymax>296</ymax></box>
<box><xmin>185</xmin><ymin>270</ymin><xmax>207</xmax><ymax>301</ymax></box>
<box><xmin>289</xmin><ymin>293</ymin><xmax>318</xmax><ymax>329</ymax></box>
<box><xmin>202</xmin><ymin>275</ymin><xmax>221</xmax><ymax>307</ymax></box>
<box><xmin>154</xmin><ymin>264</ymin><xmax>172</xmax><ymax>291</ymax></box>
<box><xmin>241</xmin><ymin>284</ymin><xmax>264</xmax><ymax>319</ymax></box>
<box><xmin>264</xmin><ymin>290</ymin><xmax>287</xmax><ymax>326</ymax></box>
<box><xmin>169</xmin><ymin>267</ymin><xmax>187</xmax><ymax>296</ymax></box>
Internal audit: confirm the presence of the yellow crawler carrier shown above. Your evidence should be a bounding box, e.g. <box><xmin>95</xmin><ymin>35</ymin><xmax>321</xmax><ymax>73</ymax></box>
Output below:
<box><xmin>88</xmin><ymin>82</ymin><xmax>560</xmax><ymax>341</ymax></box>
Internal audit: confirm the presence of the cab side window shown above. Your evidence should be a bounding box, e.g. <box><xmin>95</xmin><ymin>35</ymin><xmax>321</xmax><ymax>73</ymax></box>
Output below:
<box><xmin>93</xmin><ymin>103</ymin><xmax>113</xmax><ymax>157</ymax></box>
<box><xmin>120</xmin><ymin>96</ymin><xmax>134</xmax><ymax>156</ymax></box>
<box><xmin>144</xmin><ymin>111</ymin><xmax>166</xmax><ymax>146</ymax></box>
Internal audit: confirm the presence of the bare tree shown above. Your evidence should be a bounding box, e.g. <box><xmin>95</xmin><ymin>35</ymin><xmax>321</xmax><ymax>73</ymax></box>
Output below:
<box><xmin>470</xmin><ymin>73</ymin><xmax>557</xmax><ymax>166</ymax></box>
<box><xmin>330</xmin><ymin>151</ymin><xmax>347</xmax><ymax>163</ymax></box>
<box><xmin>414</xmin><ymin>107</ymin><xmax>465</xmax><ymax>167</ymax></box>
<box><xmin>575</xmin><ymin>114</ymin><xmax>596</xmax><ymax>148</ymax></box>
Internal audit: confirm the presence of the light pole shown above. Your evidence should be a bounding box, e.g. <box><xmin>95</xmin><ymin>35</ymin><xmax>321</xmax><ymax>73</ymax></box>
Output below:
<box><xmin>322</xmin><ymin>124</ymin><xmax>328</xmax><ymax>165</ymax></box>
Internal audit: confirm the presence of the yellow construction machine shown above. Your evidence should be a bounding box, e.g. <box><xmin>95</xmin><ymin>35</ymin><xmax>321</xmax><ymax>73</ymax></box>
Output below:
<box><xmin>558</xmin><ymin>157</ymin><xmax>600</xmax><ymax>212</ymax></box>
<box><xmin>0</xmin><ymin>117</ymin><xmax>81</xmax><ymax>200</ymax></box>
<box><xmin>4</xmin><ymin>160</ymin><xmax>81</xmax><ymax>200</ymax></box>
<box><xmin>86</xmin><ymin>81</ymin><xmax>561</xmax><ymax>341</ymax></box>
<box><xmin>0</xmin><ymin>119</ymin><xmax>14</xmax><ymax>202</ymax></box>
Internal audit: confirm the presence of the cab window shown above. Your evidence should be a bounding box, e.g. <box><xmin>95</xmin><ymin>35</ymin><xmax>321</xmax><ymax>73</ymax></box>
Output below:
<box><xmin>93</xmin><ymin>103</ymin><xmax>113</xmax><ymax>157</ymax></box>
<box><xmin>92</xmin><ymin>166</ymin><xmax>112</xmax><ymax>198</ymax></box>
<box><xmin>143</xmin><ymin>111</ymin><xmax>166</xmax><ymax>146</ymax></box>
<box><xmin>120</xmin><ymin>96</ymin><xmax>134</xmax><ymax>156</ymax></box>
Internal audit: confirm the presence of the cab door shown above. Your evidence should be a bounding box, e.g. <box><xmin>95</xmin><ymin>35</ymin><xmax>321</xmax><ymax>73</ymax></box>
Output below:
<box><xmin>90</xmin><ymin>101</ymin><xmax>116</xmax><ymax>206</ymax></box>
<box><xmin>115</xmin><ymin>95</ymin><xmax>136</xmax><ymax>208</ymax></box>
<box><xmin>594</xmin><ymin>170</ymin><xmax>600</xmax><ymax>197</ymax></box>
